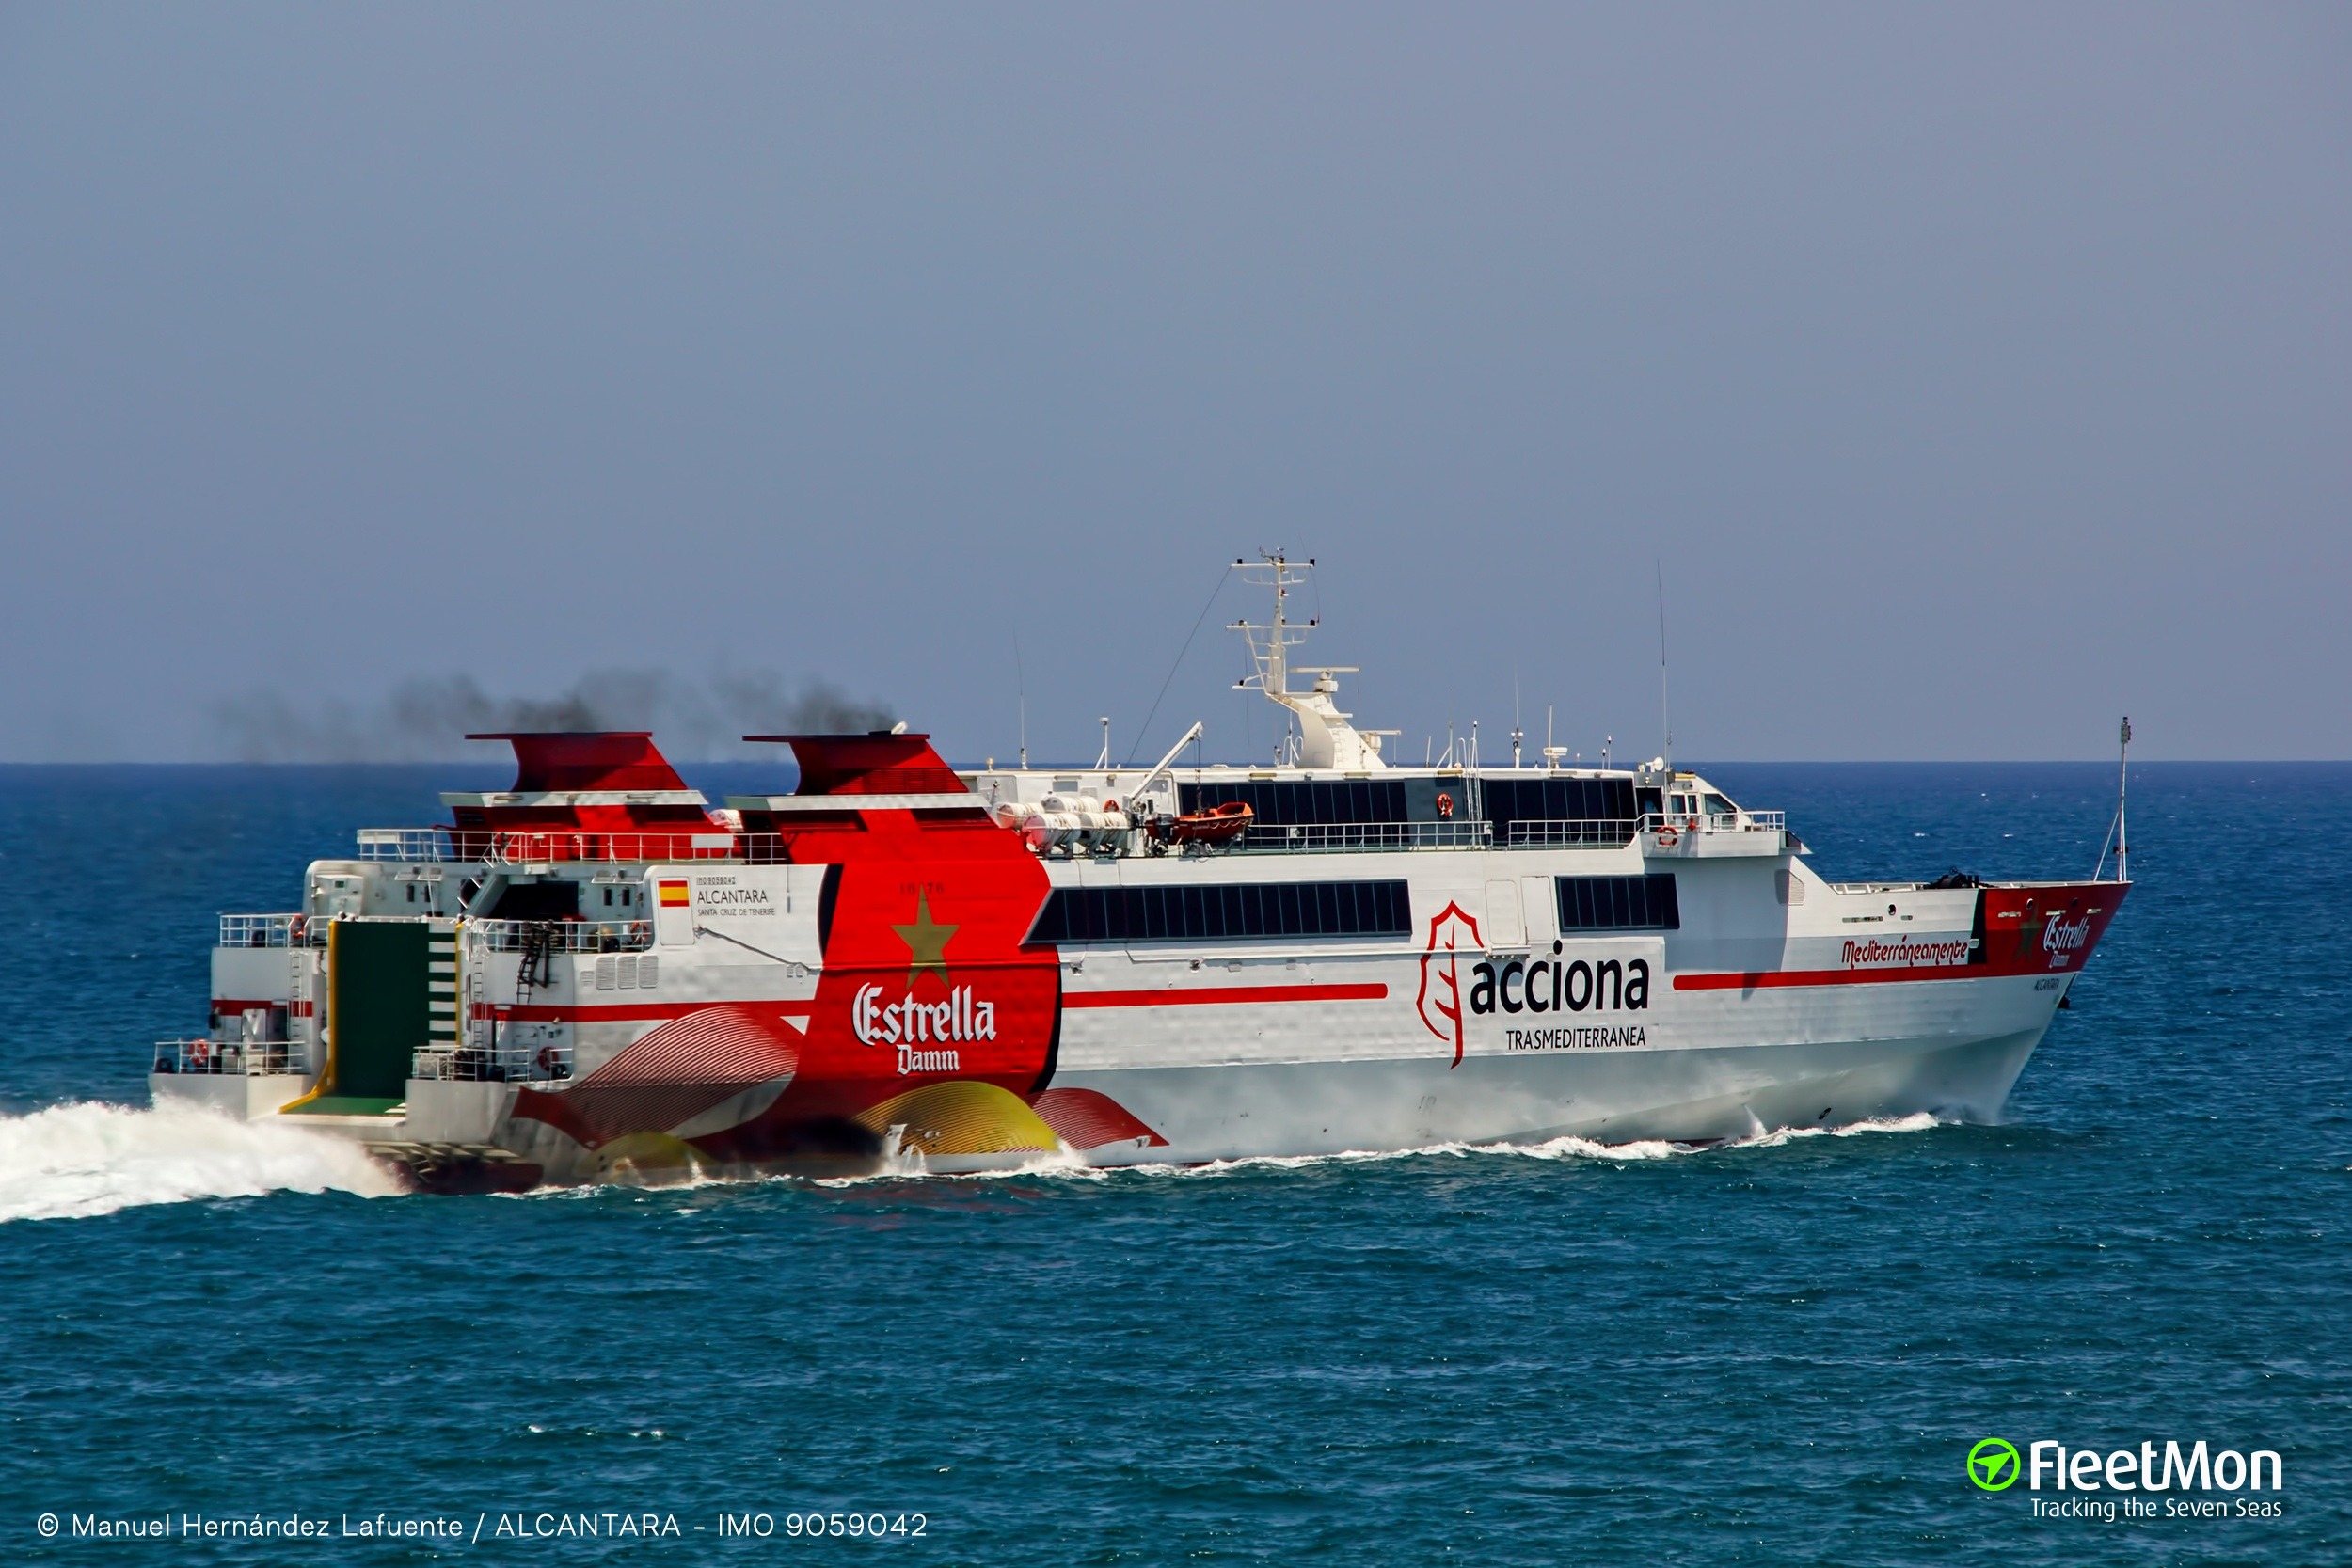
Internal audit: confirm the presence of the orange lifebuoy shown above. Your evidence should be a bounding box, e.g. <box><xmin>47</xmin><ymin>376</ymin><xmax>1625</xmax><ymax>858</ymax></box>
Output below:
<box><xmin>188</xmin><ymin>1038</ymin><xmax>213</xmax><ymax>1069</ymax></box>
<box><xmin>1436</xmin><ymin>792</ymin><xmax>1454</xmax><ymax>819</ymax></box>
<box><xmin>1655</xmin><ymin>827</ymin><xmax>1678</xmax><ymax>847</ymax></box>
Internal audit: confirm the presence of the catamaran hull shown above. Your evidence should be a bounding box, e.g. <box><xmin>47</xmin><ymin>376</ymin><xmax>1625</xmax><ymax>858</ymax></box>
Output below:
<box><xmin>1049</xmin><ymin>1023</ymin><xmax>2050</xmax><ymax>1165</ymax></box>
<box><xmin>215</xmin><ymin>964</ymin><xmax>2076</xmax><ymax>1186</ymax></box>
<box><xmin>152</xmin><ymin>1019</ymin><xmax>2048</xmax><ymax>1185</ymax></box>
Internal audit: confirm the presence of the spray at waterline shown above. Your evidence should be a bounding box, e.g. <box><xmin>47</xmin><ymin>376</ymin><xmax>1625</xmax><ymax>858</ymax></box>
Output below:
<box><xmin>0</xmin><ymin>1101</ymin><xmax>404</xmax><ymax>1224</ymax></box>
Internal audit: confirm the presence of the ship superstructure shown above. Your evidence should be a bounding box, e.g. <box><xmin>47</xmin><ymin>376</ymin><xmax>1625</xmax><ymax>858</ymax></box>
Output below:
<box><xmin>153</xmin><ymin>557</ymin><xmax>2126</xmax><ymax>1188</ymax></box>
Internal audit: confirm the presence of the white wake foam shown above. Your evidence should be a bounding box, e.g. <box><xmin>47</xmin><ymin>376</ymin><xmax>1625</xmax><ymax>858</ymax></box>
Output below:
<box><xmin>1724</xmin><ymin>1110</ymin><xmax>1944</xmax><ymax>1148</ymax></box>
<box><xmin>810</xmin><ymin>1112</ymin><xmax>1951</xmax><ymax>1187</ymax></box>
<box><xmin>0</xmin><ymin>1101</ymin><xmax>406</xmax><ymax>1224</ymax></box>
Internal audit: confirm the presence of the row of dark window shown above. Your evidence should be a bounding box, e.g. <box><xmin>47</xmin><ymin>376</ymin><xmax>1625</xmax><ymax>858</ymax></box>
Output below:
<box><xmin>1480</xmin><ymin>776</ymin><xmax>1641</xmax><ymax>833</ymax></box>
<box><xmin>1557</xmin><ymin>874</ymin><xmax>1680</xmax><ymax>931</ymax></box>
<box><xmin>1180</xmin><ymin>779</ymin><xmax>1411</xmax><ymax>826</ymax></box>
<box><xmin>1026</xmin><ymin>873</ymin><xmax>1679</xmax><ymax>943</ymax></box>
<box><xmin>1176</xmin><ymin>775</ymin><xmax>1640</xmax><ymax>832</ymax></box>
<box><xmin>1026</xmin><ymin>879</ymin><xmax>1413</xmax><ymax>944</ymax></box>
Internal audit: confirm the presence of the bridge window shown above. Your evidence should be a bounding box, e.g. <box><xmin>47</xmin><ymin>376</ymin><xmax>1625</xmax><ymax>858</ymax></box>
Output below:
<box><xmin>1555</xmin><ymin>874</ymin><xmax>1680</xmax><ymax>931</ymax></box>
<box><xmin>1481</xmin><ymin>776</ymin><xmax>1640</xmax><ymax>837</ymax></box>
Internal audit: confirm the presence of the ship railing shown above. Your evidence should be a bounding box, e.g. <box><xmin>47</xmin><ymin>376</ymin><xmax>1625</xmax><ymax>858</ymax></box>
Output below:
<box><xmin>469</xmin><ymin>918</ymin><xmax>654</xmax><ymax>954</ymax></box>
<box><xmin>1229</xmin><ymin>819</ymin><xmax>1493</xmax><ymax>853</ymax></box>
<box><xmin>151</xmin><ymin>1037</ymin><xmax>310</xmax><ymax>1076</ymax></box>
<box><xmin>1638</xmin><ymin>810</ymin><xmax>1786</xmax><ymax>836</ymax></box>
<box><xmin>411</xmin><ymin>1044</ymin><xmax>573</xmax><ymax>1085</ymax></box>
<box><xmin>357</xmin><ymin>827</ymin><xmax>460</xmax><ymax>862</ymax></box>
<box><xmin>218</xmin><ymin>913</ymin><xmax>329</xmax><ymax>948</ymax></box>
<box><xmin>1502</xmin><ymin>818</ymin><xmax>1641</xmax><ymax>847</ymax></box>
<box><xmin>358</xmin><ymin>827</ymin><xmax>780</xmax><ymax>864</ymax></box>
<box><xmin>477</xmin><ymin>829</ymin><xmax>744</xmax><ymax>864</ymax></box>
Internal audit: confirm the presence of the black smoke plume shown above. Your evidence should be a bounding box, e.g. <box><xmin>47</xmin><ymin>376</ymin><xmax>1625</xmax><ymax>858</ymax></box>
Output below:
<box><xmin>211</xmin><ymin>671</ymin><xmax>894</xmax><ymax>762</ymax></box>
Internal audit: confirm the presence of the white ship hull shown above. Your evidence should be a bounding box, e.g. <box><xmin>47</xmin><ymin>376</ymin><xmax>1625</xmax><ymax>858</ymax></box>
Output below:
<box><xmin>1049</xmin><ymin>1021</ymin><xmax>2049</xmax><ymax>1166</ymax></box>
<box><xmin>148</xmin><ymin>558</ymin><xmax>2128</xmax><ymax>1190</ymax></box>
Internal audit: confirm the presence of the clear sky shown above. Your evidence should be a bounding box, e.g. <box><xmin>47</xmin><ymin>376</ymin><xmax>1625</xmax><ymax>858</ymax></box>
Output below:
<box><xmin>3</xmin><ymin>4</ymin><xmax>2345</xmax><ymax>764</ymax></box>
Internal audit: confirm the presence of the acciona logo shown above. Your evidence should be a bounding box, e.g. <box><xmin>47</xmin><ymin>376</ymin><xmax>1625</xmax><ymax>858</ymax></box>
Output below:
<box><xmin>1467</xmin><ymin>945</ymin><xmax>1651</xmax><ymax>1017</ymax></box>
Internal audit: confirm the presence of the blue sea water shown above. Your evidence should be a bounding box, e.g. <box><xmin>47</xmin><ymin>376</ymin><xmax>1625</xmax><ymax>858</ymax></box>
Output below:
<box><xmin>2</xmin><ymin>762</ymin><xmax>2346</xmax><ymax>1565</ymax></box>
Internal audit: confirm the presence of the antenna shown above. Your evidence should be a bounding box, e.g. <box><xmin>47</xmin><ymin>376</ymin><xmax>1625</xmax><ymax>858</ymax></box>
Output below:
<box><xmin>2117</xmin><ymin>716</ymin><xmax>2131</xmax><ymax>883</ymax></box>
<box><xmin>1125</xmin><ymin>565</ymin><xmax>1228</xmax><ymax>767</ymax></box>
<box><xmin>1096</xmin><ymin>716</ymin><xmax>1111</xmax><ymax>771</ymax></box>
<box><xmin>1656</xmin><ymin>559</ymin><xmax>1673</xmax><ymax>771</ymax></box>
<box><xmin>2093</xmin><ymin>716</ymin><xmax>2134</xmax><ymax>882</ymax></box>
<box><xmin>1014</xmin><ymin>630</ymin><xmax>1028</xmax><ymax>769</ymax></box>
<box><xmin>1511</xmin><ymin>671</ymin><xmax>1523</xmax><ymax>769</ymax></box>
<box><xmin>1230</xmin><ymin>551</ymin><xmax>1315</xmax><ymax>702</ymax></box>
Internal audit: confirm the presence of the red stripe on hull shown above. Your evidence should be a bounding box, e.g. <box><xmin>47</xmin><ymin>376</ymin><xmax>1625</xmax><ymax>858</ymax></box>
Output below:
<box><xmin>211</xmin><ymin>998</ymin><xmax>316</xmax><ymax>1017</ymax></box>
<box><xmin>1674</xmin><ymin>967</ymin><xmax>1980</xmax><ymax>992</ymax></box>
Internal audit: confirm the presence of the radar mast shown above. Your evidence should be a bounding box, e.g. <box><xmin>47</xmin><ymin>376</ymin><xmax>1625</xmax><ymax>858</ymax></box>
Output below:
<box><xmin>1230</xmin><ymin>553</ymin><xmax>1390</xmax><ymax>770</ymax></box>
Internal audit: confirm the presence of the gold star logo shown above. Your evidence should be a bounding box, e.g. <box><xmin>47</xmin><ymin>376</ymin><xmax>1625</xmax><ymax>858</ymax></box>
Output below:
<box><xmin>891</xmin><ymin>891</ymin><xmax>959</xmax><ymax>990</ymax></box>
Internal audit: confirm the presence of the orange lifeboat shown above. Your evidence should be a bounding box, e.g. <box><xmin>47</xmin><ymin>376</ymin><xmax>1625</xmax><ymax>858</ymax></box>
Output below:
<box><xmin>1160</xmin><ymin>800</ymin><xmax>1255</xmax><ymax>846</ymax></box>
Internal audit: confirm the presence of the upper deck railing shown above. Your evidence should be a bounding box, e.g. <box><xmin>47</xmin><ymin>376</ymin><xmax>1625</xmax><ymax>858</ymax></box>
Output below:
<box><xmin>1639</xmin><ymin>811</ymin><xmax>1786</xmax><ymax>836</ymax></box>
<box><xmin>470</xmin><ymin>918</ymin><xmax>654</xmax><ymax>953</ymax></box>
<box><xmin>152</xmin><ymin>1037</ymin><xmax>310</xmax><ymax>1076</ymax></box>
<box><xmin>219</xmin><ymin>913</ymin><xmax>327</xmax><ymax>947</ymax></box>
<box><xmin>411</xmin><ymin>1043</ymin><xmax>572</xmax><ymax>1085</ymax></box>
<box><xmin>340</xmin><ymin>805</ymin><xmax>1788</xmax><ymax>867</ymax></box>
<box><xmin>358</xmin><ymin>827</ymin><xmax>750</xmax><ymax>864</ymax></box>
<box><xmin>1502</xmin><ymin>818</ymin><xmax>1641</xmax><ymax>847</ymax></box>
<box><xmin>1223</xmin><ymin>819</ymin><xmax>1492</xmax><ymax>853</ymax></box>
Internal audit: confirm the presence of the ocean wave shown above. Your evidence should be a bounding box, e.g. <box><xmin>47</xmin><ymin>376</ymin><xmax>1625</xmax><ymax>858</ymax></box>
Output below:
<box><xmin>0</xmin><ymin>1101</ymin><xmax>405</xmax><ymax>1224</ymax></box>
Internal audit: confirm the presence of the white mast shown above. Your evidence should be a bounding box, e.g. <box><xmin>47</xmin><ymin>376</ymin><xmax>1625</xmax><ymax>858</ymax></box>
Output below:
<box><xmin>1656</xmin><ymin>561</ymin><xmax>1673</xmax><ymax>772</ymax></box>
<box><xmin>1014</xmin><ymin>631</ymin><xmax>1028</xmax><ymax>769</ymax></box>
<box><xmin>2093</xmin><ymin>716</ymin><xmax>2134</xmax><ymax>883</ymax></box>
<box><xmin>1231</xmin><ymin>552</ymin><xmax>1388</xmax><ymax>769</ymax></box>
<box><xmin>2117</xmin><ymin>716</ymin><xmax>2131</xmax><ymax>884</ymax></box>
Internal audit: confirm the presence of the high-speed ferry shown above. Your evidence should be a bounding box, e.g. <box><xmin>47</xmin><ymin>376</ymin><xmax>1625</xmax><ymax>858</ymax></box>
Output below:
<box><xmin>151</xmin><ymin>557</ymin><xmax>2127</xmax><ymax>1189</ymax></box>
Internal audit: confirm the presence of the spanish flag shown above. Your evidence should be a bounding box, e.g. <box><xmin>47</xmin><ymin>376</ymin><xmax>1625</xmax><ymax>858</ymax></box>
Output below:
<box><xmin>658</xmin><ymin>879</ymin><xmax>690</xmax><ymax>908</ymax></box>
